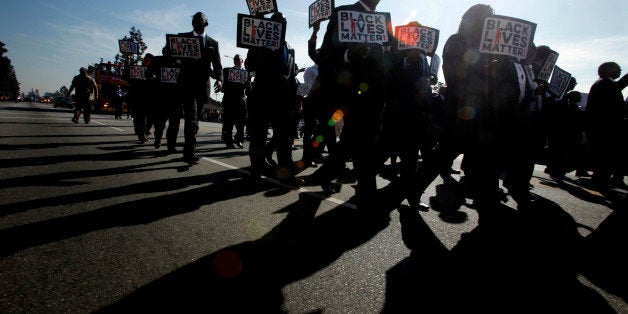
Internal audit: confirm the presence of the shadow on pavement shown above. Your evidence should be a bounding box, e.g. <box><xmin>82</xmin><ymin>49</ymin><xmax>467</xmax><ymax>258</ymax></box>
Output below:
<box><xmin>383</xmin><ymin>195</ymin><xmax>623</xmax><ymax>312</ymax></box>
<box><xmin>0</xmin><ymin>169</ymin><xmax>275</xmax><ymax>259</ymax></box>
<box><xmin>100</xmin><ymin>187</ymin><xmax>398</xmax><ymax>312</ymax></box>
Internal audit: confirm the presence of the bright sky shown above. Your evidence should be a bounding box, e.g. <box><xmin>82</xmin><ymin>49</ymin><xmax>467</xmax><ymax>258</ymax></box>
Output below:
<box><xmin>1</xmin><ymin>0</ymin><xmax>627</xmax><ymax>98</ymax></box>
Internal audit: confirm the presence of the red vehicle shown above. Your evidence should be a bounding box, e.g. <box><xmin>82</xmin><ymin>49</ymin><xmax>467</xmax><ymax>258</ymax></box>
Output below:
<box><xmin>93</xmin><ymin>62</ymin><xmax>129</xmax><ymax>113</ymax></box>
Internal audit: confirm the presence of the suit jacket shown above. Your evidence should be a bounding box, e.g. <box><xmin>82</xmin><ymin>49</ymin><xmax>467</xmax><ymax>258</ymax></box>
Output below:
<box><xmin>586</xmin><ymin>73</ymin><xmax>628</xmax><ymax>136</ymax></box>
<box><xmin>317</xmin><ymin>1</ymin><xmax>392</xmax><ymax>120</ymax></box>
<box><xmin>177</xmin><ymin>32</ymin><xmax>223</xmax><ymax>84</ymax></box>
<box><xmin>221</xmin><ymin>67</ymin><xmax>248</xmax><ymax>103</ymax></box>
<box><xmin>245</xmin><ymin>41</ymin><xmax>297</xmax><ymax>114</ymax></box>
<box><xmin>318</xmin><ymin>2</ymin><xmax>374</xmax><ymax>89</ymax></box>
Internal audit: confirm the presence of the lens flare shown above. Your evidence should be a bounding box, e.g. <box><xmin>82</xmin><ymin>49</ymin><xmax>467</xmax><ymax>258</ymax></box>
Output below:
<box><xmin>214</xmin><ymin>250</ymin><xmax>243</xmax><ymax>278</ymax></box>
<box><xmin>457</xmin><ymin>106</ymin><xmax>476</xmax><ymax>121</ymax></box>
<box><xmin>332</xmin><ymin>110</ymin><xmax>344</xmax><ymax>122</ymax></box>
<box><xmin>359</xmin><ymin>82</ymin><xmax>369</xmax><ymax>92</ymax></box>
<box><xmin>315</xmin><ymin>135</ymin><xmax>325</xmax><ymax>148</ymax></box>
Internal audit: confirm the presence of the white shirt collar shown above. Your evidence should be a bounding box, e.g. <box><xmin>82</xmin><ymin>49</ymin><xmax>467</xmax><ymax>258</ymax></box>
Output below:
<box><xmin>193</xmin><ymin>31</ymin><xmax>205</xmax><ymax>37</ymax></box>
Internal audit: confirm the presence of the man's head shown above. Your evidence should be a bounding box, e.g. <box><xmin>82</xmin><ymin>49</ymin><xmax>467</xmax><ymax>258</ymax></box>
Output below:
<box><xmin>362</xmin><ymin>0</ymin><xmax>380</xmax><ymax>10</ymax></box>
<box><xmin>566</xmin><ymin>90</ymin><xmax>582</xmax><ymax>104</ymax></box>
<box><xmin>270</xmin><ymin>12</ymin><xmax>286</xmax><ymax>24</ymax></box>
<box><xmin>234</xmin><ymin>54</ymin><xmax>243</xmax><ymax>67</ymax></box>
<box><xmin>458</xmin><ymin>4</ymin><xmax>494</xmax><ymax>39</ymax></box>
<box><xmin>79</xmin><ymin>67</ymin><xmax>87</xmax><ymax>75</ymax></box>
<box><xmin>143</xmin><ymin>53</ymin><xmax>154</xmax><ymax>66</ymax></box>
<box><xmin>192</xmin><ymin>12</ymin><xmax>208</xmax><ymax>32</ymax></box>
<box><xmin>598</xmin><ymin>62</ymin><xmax>621</xmax><ymax>79</ymax></box>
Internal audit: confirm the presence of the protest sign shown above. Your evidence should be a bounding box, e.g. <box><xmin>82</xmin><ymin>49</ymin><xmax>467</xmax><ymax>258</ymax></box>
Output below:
<box><xmin>161</xmin><ymin>67</ymin><xmax>180</xmax><ymax>84</ymax></box>
<box><xmin>548</xmin><ymin>66</ymin><xmax>571</xmax><ymax>97</ymax></box>
<box><xmin>227</xmin><ymin>68</ymin><xmax>249</xmax><ymax>84</ymax></box>
<box><xmin>166</xmin><ymin>34</ymin><xmax>202</xmax><ymax>59</ymax></box>
<box><xmin>129</xmin><ymin>66</ymin><xmax>147</xmax><ymax>80</ymax></box>
<box><xmin>309</xmin><ymin>0</ymin><xmax>334</xmax><ymax>28</ymax></box>
<box><xmin>118</xmin><ymin>40</ymin><xmax>140</xmax><ymax>55</ymax></box>
<box><xmin>479</xmin><ymin>15</ymin><xmax>536</xmax><ymax>60</ymax></box>
<box><xmin>430</xmin><ymin>54</ymin><xmax>441</xmax><ymax>77</ymax></box>
<box><xmin>537</xmin><ymin>50</ymin><xmax>559</xmax><ymax>83</ymax></box>
<box><xmin>246</xmin><ymin>0</ymin><xmax>278</xmax><ymax>16</ymax></box>
<box><xmin>237</xmin><ymin>14</ymin><xmax>286</xmax><ymax>51</ymax></box>
<box><xmin>395</xmin><ymin>25</ymin><xmax>439</xmax><ymax>55</ymax></box>
<box><xmin>337</xmin><ymin>10</ymin><xmax>391</xmax><ymax>45</ymax></box>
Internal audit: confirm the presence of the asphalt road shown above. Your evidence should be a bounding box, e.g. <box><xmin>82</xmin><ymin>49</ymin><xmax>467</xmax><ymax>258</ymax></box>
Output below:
<box><xmin>1</xmin><ymin>101</ymin><xmax>626</xmax><ymax>313</ymax></box>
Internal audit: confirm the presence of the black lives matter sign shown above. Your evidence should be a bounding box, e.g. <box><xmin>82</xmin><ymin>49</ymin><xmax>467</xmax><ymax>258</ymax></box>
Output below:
<box><xmin>237</xmin><ymin>14</ymin><xmax>286</xmax><ymax>51</ymax></box>
<box><xmin>537</xmin><ymin>50</ymin><xmax>559</xmax><ymax>83</ymax></box>
<box><xmin>549</xmin><ymin>66</ymin><xmax>571</xmax><ymax>98</ymax></box>
<box><xmin>430</xmin><ymin>54</ymin><xmax>441</xmax><ymax>77</ymax></box>
<box><xmin>118</xmin><ymin>40</ymin><xmax>139</xmax><ymax>54</ymax></box>
<box><xmin>309</xmin><ymin>0</ymin><xmax>334</xmax><ymax>28</ymax></box>
<box><xmin>227</xmin><ymin>68</ymin><xmax>249</xmax><ymax>84</ymax></box>
<box><xmin>395</xmin><ymin>25</ymin><xmax>439</xmax><ymax>56</ymax></box>
<box><xmin>480</xmin><ymin>15</ymin><xmax>536</xmax><ymax>60</ymax></box>
<box><xmin>246</xmin><ymin>0</ymin><xmax>278</xmax><ymax>16</ymax></box>
<box><xmin>161</xmin><ymin>68</ymin><xmax>180</xmax><ymax>84</ymax></box>
<box><xmin>166</xmin><ymin>34</ymin><xmax>202</xmax><ymax>59</ymax></box>
<box><xmin>129</xmin><ymin>66</ymin><xmax>147</xmax><ymax>80</ymax></box>
<box><xmin>337</xmin><ymin>11</ymin><xmax>391</xmax><ymax>45</ymax></box>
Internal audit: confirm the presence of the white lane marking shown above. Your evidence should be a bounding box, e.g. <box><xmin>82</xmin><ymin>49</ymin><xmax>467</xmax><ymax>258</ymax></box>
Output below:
<box><xmin>1</xmin><ymin>113</ymin><xmax>126</xmax><ymax>132</ymax></box>
<box><xmin>2</xmin><ymin>111</ymin><xmax>355</xmax><ymax>208</ymax></box>
<box><xmin>92</xmin><ymin>120</ymin><xmax>125</xmax><ymax>132</ymax></box>
<box><xmin>203</xmin><ymin>156</ymin><xmax>357</xmax><ymax>209</ymax></box>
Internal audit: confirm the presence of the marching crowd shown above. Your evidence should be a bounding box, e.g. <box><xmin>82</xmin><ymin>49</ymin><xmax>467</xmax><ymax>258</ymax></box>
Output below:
<box><xmin>67</xmin><ymin>1</ymin><xmax>628</xmax><ymax>215</ymax></box>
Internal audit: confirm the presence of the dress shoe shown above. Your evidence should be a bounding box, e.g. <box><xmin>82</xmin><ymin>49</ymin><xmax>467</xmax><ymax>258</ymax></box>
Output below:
<box><xmin>610</xmin><ymin>178</ymin><xmax>628</xmax><ymax>189</ymax></box>
<box><xmin>154</xmin><ymin>140</ymin><xmax>161</xmax><ymax>149</ymax></box>
<box><xmin>449</xmin><ymin>168</ymin><xmax>461</xmax><ymax>175</ymax></box>
<box><xmin>265</xmin><ymin>155</ymin><xmax>277</xmax><ymax>168</ymax></box>
<box><xmin>71</xmin><ymin>117</ymin><xmax>78</xmax><ymax>124</ymax></box>
<box><xmin>575</xmin><ymin>170</ymin><xmax>591</xmax><ymax>177</ymax></box>
<box><xmin>280</xmin><ymin>176</ymin><xmax>305</xmax><ymax>187</ymax></box>
<box><xmin>408</xmin><ymin>196</ymin><xmax>429</xmax><ymax>211</ymax></box>
<box><xmin>183</xmin><ymin>154</ymin><xmax>201</xmax><ymax>164</ymax></box>
<box><xmin>236</xmin><ymin>142</ymin><xmax>244</xmax><ymax>148</ymax></box>
<box><xmin>321</xmin><ymin>182</ymin><xmax>338</xmax><ymax>195</ymax></box>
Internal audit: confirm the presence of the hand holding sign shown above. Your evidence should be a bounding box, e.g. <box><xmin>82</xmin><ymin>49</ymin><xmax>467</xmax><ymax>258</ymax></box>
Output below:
<box><xmin>309</xmin><ymin>0</ymin><xmax>334</xmax><ymax>28</ymax></box>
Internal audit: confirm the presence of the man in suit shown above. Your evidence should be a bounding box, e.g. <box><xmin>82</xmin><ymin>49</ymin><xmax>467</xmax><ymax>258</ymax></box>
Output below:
<box><xmin>585</xmin><ymin>62</ymin><xmax>628</xmax><ymax>191</ymax></box>
<box><xmin>245</xmin><ymin>12</ymin><xmax>300</xmax><ymax>184</ymax></box>
<box><xmin>315</xmin><ymin>0</ymin><xmax>390</xmax><ymax>209</ymax></box>
<box><xmin>220</xmin><ymin>54</ymin><xmax>248</xmax><ymax>149</ymax></box>
<box><xmin>178</xmin><ymin>12</ymin><xmax>223</xmax><ymax>164</ymax></box>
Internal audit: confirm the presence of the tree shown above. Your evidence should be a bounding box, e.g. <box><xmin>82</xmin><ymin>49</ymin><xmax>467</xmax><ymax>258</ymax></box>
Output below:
<box><xmin>114</xmin><ymin>26</ymin><xmax>148</xmax><ymax>66</ymax></box>
<box><xmin>0</xmin><ymin>41</ymin><xmax>21</xmax><ymax>99</ymax></box>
